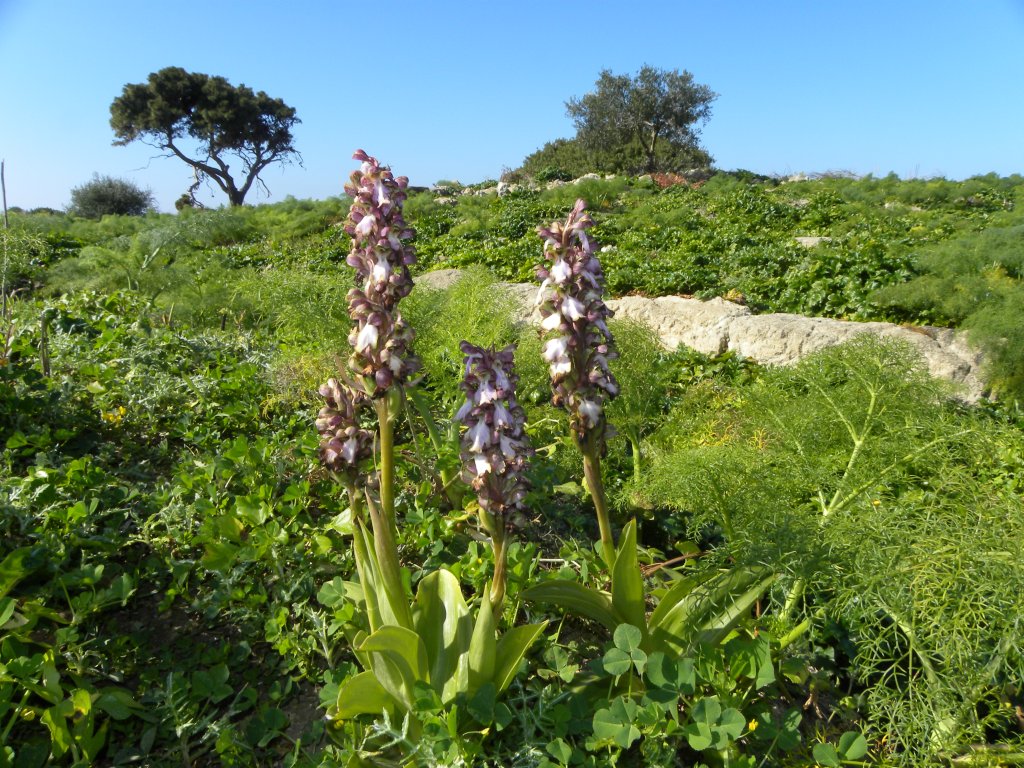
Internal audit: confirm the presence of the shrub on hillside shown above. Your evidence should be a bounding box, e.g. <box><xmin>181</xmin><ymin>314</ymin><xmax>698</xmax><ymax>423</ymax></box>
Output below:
<box><xmin>637</xmin><ymin>338</ymin><xmax>1024</xmax><ymax>762</ymax></box>
<box><xmin>68</xmin><ymin>174</ymin><xmax>154</xmax><ymax>218</ymax></box>
<box><xmin>519</xmin><ymin>135</ymin><xmax>713</xmax><ymax>180</ymax></box>
<box><xmin>1</xmin><ymin>229</ymin><xmax>49</xmax><ymax>293</ymax></box>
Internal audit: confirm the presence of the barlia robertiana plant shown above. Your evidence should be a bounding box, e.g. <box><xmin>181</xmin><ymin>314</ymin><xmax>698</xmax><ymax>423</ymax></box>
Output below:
<box><xmin>536</xmin><ymin>198</ymin><xmax>620</xmax><ymax>564</ymax></box>
<box><xmin>453</xmin><ymin>341</ymin><xmax>533</xmax><ymax>613</ymax></box>
<box><xmin>320</xmin><ymin>152</ymin><xmax>545</xmax><ymax>738</ymax></box>
<box><xmin>343</xmin><ymin>149</ymin><xmax>418</xmax><ymax>396</ymax></box>
<box><xmin>525</xmin><ymin>199</ymin><xmax>775</xmax><ymax>657</ymax></box>
<box><xmin>342</xmin><ymin>149</ymin><xmax>419</xmax><ymax>544</ymax></box>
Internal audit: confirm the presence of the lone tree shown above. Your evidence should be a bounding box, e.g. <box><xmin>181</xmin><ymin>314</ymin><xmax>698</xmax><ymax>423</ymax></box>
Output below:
<box><xmin>110</xmin><ymin>67</ymin><xmax>300</xmax><ymax>207</ymax></box>
<box><xmin>566</xmin><ymin>65</ymin><xmax>717</xmax><ymax>174</ymax></box>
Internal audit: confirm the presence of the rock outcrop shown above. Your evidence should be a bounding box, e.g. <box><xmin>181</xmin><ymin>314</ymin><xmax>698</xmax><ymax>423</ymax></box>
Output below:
<box><xmin>413</xmin><ymin>269</ymin><xmax>987</xmax><ymax>400</ymax></box>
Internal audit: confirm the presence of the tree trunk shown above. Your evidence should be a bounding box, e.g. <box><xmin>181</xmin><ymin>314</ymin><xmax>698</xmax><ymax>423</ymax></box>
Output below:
<box><xmin>645</xmin><ymin>129</ymin><xmax>659</xmax><ymax>173</ymax></box>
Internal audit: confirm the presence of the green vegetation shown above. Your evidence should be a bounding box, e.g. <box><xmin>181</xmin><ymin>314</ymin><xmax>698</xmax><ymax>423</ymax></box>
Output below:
<box><xmin>409</xmin><ymin>171</ymin><xmax>1024</xmax><ymax>399</ymax></box>
<box><xmin>520</xmin><ymin>66</ymin><xmax>716</xmax><ymax>179</ymax></box>
<box><xmin>637</xmin><ymin>338</ymin><xmax>1024</xmax><ymax>761</ymax></box>
<box><xmin>1</xmin><ymin>169</ymin><xmax>1022</xmax><ymax>766</ymax></box>
<box><xmin>873</xmin><ymin>223</ymin><xmax>1024</xmax><ymax>398</ymax></box>
<box><xmin>67</xmin><ymin>174</ymin><xmax>154</xmax><ymax>219</ymax></box>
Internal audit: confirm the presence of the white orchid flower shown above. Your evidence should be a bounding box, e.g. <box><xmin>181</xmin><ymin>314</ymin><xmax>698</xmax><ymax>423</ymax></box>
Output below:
<box><xmin>551</xmin><ymin>258</ymin><xmax>572</xmax><ymax>284</ymax></box>
<box><xmin>468</xmin><ymin>419</ymin><xmax>491</xmax><ymax>452</ymax></box>
<box><xmin>355</xmin><ymin>323</ymin><xmax>378</xmax><ymax>352</ymax></box>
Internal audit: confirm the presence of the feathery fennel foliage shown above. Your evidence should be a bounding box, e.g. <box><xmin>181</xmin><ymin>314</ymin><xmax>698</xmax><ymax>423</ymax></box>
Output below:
<box><xmin>873</xmin><ymin>223</ymin><xmax>1024</xmax><ymax>402</ymax></box>
<box><xmin>637</xmin><ymin>337</ymin><xmax>1024</xmax><ymax>763</ymax></box>
<box><xmin>403</xmin><ymin>266</ymin><xmax>520</xmax><ymax>406</ymax></box>
<box><xmin>605</xmin><ymin>319</ymin><xmax>674</xmax><ymax>485</ymax></box>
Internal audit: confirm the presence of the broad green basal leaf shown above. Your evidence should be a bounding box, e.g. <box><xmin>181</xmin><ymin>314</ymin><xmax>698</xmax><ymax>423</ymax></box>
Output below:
<box><xmin>494</xmin><ymin>620</ymin><xmax>548</xmax><ymax>693</ymax></box>
<box><xmin>611</xmin><ymin>520</ymin><xmax>647</xmax><ymax>632</ymax></box>
<box><xmin>413</xmin><ymin>569</ymin><xmax>472</xmax><ymax>704</ymax></box>
<box><xmin>329</xmin><ymin>671</ymin><xmax>396</xmax><ymax>720</ymax></box>
<box><xmin>522</xmin><ymin>580</ymin><xmax>617</xmax><ymax>631</ymax></box>
<box><xmin>358</xmin><ymin>625</ymin><xmax>429</xmax><ymax>711</ymax></box>
<box><xmin>467</xmin><ymin>588</ymin><xmax>496</xmax><ymax>697</ymax></box>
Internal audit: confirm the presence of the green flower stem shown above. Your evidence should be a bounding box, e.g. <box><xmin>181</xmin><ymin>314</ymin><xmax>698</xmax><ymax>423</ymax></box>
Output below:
<box><xmin>627</xmin><ymin>433</ymin><xmax>643</xmax><ymax>484</ymax></box>
<box><xmin>489</xmin><ymin>518</ymin><xmax>508</xmax><ymax>616</ymax></box>
<box><xmin>366</xmin><ymin>391</ymin><xmax>413</xmax><ymax>629</ymax></box>
<box><xmin>776</xmin><ymin>616</ymin><xmax>811</xmax><ymax>650</ymax></box>
<box><xmin>581</xmin><ymin>438</ymin><xmax>616</xmax><ymax>568</ymax></box>
<box><xmin>374</xmin><ymin>394</ymin><xmax>399</xmax><ymax>542</ymax></box>
<box><xmin>779</xmin><ymin>577</ymin><xmax>805</xmax><ymax>624</ymax></box>
<box><xmin>2</xmin><ymin>687</ymin><xmax>31</xmax><ymax>744</ymax></box>
<box><xmin>876</xmin><ymin>598</ymin><xmax>940</xmax><ymax>688</ymax></box>
<box><xmin>345</xmin><ymin>481</ymin><xmax>364</xmax><ymax>522</ymax></box>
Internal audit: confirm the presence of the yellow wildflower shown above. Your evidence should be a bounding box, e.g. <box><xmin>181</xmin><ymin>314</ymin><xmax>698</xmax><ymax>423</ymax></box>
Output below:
<box><xmin>101</xmin><ymin>406</ymin><xmax>127</xmax><ymax>425</ymax></box>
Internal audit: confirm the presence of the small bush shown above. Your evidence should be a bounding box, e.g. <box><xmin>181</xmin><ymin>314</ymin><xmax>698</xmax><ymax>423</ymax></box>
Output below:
<box><xmin>638</xmin><ymin>338</ymin><xmax>1024</xmax><ymax>762</ymax></box>
<box><xmin>1</xmin><ymin>229</ymin><xmax>52</xmax><ymax>292</ymax></box>
<box><xmin>68</xmin><ymin>174</ymin><xmax>155</xmax><ymax>218</ymax></box>
<box><xmin>873</xmin><ymin>224</ymin><xmax>1024</xmax><ymax>400</ymax></box>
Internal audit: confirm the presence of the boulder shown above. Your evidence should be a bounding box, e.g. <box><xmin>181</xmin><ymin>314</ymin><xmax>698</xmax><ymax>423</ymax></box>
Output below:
<box><xmin>497</xmin><ymin>282</ymin><xmax>542</xmax><ymax>323</ymax></box>
<box><xmin>413</xmin><ymin>269</ymin><xmax>988</xmax><ymax>400</ymax></box>
<box><xmin>608</xmin><ymin>295</ymin><xmax>749</xmax><ymax>356</ymax></box>
<box><xmin>794</xmin><ymin>236</ymin><xmax>832</xmax><ymax>248</ymax></box>
<box><xmin>726</xmin><ymin>314</ymin><xmax>984</xmax><ymax>398</ymax></box>
<box><xmin>414</xmin><ymin>269</ymin><xmax>465</xmax><ymax>292</ymax></box>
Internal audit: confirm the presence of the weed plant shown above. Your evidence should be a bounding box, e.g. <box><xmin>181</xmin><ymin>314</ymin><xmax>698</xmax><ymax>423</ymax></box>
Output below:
<box><xmin>1</xmin><ymin>229</ymin><xmax>50</xmax><ymax>295</ymax></box>
<box><xmin>637</xmin><ymin>337</ymin><xmax>1024</xmax><ymax>763</ymax></box>
<box><xmin>873</xmin><ymin>223</ymin><xmax>1024</xmax><ymax>400</ymax></box>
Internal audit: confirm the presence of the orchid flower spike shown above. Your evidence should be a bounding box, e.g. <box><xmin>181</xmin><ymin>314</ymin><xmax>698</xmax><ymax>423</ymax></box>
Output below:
<box><xmin>454</xmin><ymin>341</ymin><xmax>533</xmax><ymax>523</ymax></box>
<box><xmin>343</xmin><ymin>150</ymin><xmax>419</xmax><ymax>395</ymax></box>
<box><xmin>535</xmin><ymin>199</ymin><xmax>619</xmax><ymax>447</ymax></box>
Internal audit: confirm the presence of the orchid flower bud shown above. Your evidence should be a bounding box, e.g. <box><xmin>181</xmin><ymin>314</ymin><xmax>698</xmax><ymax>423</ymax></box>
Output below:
<box><xmin>316</xmin><ymin>377</ymin><xmax>374</xmax><ymax>480</ymax></box>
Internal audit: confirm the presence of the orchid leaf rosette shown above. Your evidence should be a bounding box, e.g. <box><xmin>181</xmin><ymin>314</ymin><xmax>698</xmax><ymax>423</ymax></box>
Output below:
<box><xmin>454</xmin><ymin>341</ymin><xmax>534</xmax><ymax>612</ymax></box>
<box><xmin>343</xmin><ymin>149</ymin><xmax>419</xmax><ymax>395</ymax></box>
<box><xmin>536</xmin><ymin>198</ymin><xmax>621</xmax><ymax>565</ymax></box>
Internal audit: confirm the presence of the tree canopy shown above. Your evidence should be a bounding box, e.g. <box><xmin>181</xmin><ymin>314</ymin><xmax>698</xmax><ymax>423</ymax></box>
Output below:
<box><xmin>566</xmin><ymin>65</ymin><xmax>717</xmax><ymax>174</ymax></box>
<box><xmin>110</xmin><ymin>67</ymin><xmax>300</xmax><ymax>207</ymax></box>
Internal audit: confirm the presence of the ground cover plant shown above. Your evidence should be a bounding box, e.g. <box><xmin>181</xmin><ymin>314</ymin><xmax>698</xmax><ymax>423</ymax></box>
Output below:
<box><xmin>1</xmin><ymin>160</ymin><xmax>1022</xmax><ymax>766</ymax></box>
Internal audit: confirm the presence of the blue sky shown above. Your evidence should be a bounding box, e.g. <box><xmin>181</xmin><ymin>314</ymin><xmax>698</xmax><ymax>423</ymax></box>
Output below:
<box><xmin>1</xmin><ymin>0</ymin><xmax>1023</xmax><ymax>212</ymax></box>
